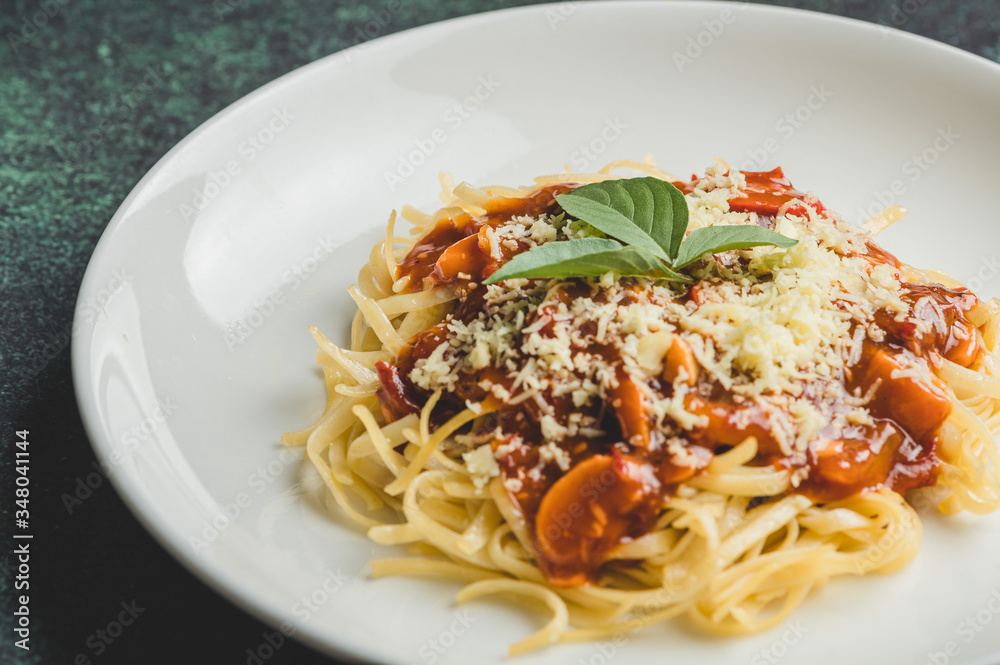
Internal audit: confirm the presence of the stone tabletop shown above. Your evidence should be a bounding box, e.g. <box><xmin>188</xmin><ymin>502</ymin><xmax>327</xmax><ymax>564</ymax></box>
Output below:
<box><xmin>1</xmin><ymin>1</ymin><xmax>999</xmax><ymax>664</ymax></box>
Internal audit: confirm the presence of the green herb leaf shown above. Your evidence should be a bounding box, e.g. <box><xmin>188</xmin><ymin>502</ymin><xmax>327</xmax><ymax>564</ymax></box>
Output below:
<box><xmin>555</xmin><ymin>178</ymin><xmax>688</xmax><ymax>261</ymax></box>
<box><xmin>483</xmin><ymin>238</ymin><xmax>620</xmax><ymax>283</ymax></box>
<box><xmin>483</xmin><ymin>238</ymin><xmax>688</xmax><ymax>284</ymax></box>
<box><xmin>479</xmin><ymin>175</ymin><xmax>797</xmax><ymax>286</ymax></box>
<box><xmin>618</xmin><ymin>177</ymin><xmax>688</xmax><ymax>259</ymax></box>
<box><xmin>674</xmin><ymin>226</ymin><xmax>799</xmax><ymax>269</ymax></box>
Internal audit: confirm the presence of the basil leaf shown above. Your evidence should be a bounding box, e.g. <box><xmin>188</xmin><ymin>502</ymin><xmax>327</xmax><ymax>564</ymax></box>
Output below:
<box><xmin>483</xmin><ymin>238</ymin><xmax>688</xmax><ymax>284</ymax></box>
<box><xmin>674</xmin><ymin>226</ymin><xmax>799</xmax><ymax>269</ymax></box>
<box><xmin>483</xmin><ymin>238</ymin><xmax>621</xmax><ymax>283</ymax></box>
<box><xmin>476</xmin><ymin>176</ymin><xmax>798</xmax><ymax>285</ymax></box>
<box><xmin>556</xmin><ymin>178</ymin><xmax>686</xmax><ymax>261</ymax></box>
<box><xmin>664</xmin><ymin>181</ymin><xmax>689</xmax><ymax>259</ymax></box>
<box><xmin>560</xmin><ymin>246</ymin><xmax>688</xmax><ymax>282</ymax></box>
<box><xmin>616</xmin><ymin>178</ymin><xmax>688</xmax><ymax>259</ymax></box>
<box><xmin>555</xmin><ymin>194</ymin><xmax>667</xmax><ymax>260</ymax></box>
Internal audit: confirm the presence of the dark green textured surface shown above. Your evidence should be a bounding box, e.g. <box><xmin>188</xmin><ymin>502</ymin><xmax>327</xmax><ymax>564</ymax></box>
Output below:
<box><xmin>1</xmin><ymin>1</ymin><xmax>999</xmax><ymax>664</ymax></box>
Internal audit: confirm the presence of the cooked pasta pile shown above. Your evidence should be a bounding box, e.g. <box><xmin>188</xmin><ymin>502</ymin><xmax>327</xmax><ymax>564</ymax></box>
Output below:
<box><xmin>283</xmin><ymin>158</ymin><xmax>1000</xmax><ymax>655</ymax></box>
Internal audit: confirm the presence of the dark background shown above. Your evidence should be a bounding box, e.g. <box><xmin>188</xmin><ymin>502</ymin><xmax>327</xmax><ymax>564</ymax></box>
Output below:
<box><xmin>1</xmin><ymin>1</ymin><xmax>999</xmax><ymax>664</ymax></box>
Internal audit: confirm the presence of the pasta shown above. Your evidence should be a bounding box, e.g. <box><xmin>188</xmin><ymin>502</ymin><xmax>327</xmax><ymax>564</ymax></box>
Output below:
<box><xmin>283</xmin><ymin>158</ymin><xmax>1000</xmax><ymax>655</ymax></box>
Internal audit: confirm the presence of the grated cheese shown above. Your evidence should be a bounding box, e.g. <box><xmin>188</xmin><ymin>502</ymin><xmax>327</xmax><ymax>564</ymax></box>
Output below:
<box><xmin>537</xmin><ymin>441</ymin><xmax>572</xmax><ymax>470</ymax></box>
<box><xmin>405</xmin><ymin>165</ymin><xmax>948</xmax><ymax>472</ymax></box>
<box><xmin>463</xmin><ymin>444</ymin><xmax>500</xmax><ymax>490</ymax></box>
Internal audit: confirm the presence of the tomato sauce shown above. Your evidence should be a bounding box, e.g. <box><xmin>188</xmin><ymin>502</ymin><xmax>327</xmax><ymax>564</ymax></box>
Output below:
<box><xmin>396</xmin><ymin>183</ymin><xmax>578</xmax><ymax>292</ymax></box>
<box><xmin>376</xmin><ymin>172</ymin><xmax>981</xmax><ymax>587</ymax></box>
<box><xmin>675</xmin><ymin>166</ymin><xmax>825</xmax><ymax>223</ymax></box>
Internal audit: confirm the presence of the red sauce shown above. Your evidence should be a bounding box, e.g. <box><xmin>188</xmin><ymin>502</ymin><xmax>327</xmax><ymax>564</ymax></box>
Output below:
<box><xmin>877</xmin><ymin>283</ymin><xmax>979</xmax><ymax>366</ymax></box>
<box><xmin>375</xmin><ymin>361</ymin><xmax>421</xmax><ymax>423</ymax></box>
<box><xmin>377</xmin><ymin>172</ymin><xmax>982</xmax><ymax>587</ymax></box>
<box><xmin>862</xmin><ymin>240</ymin><xmax>902</xmax><ymax>269</ymax></box>
<box><xmin>674</xmin><ymin>167</ymin><xmax>825</xmax><ymax>223</ymax></box>
<box><xmin>730</xmin><ymin>167</ymin><xmax>826</xmax><ymax>218</ymax></box>
<box><xmin>397</xmin><ymin>215</ymin><xmax>473</xmax><ymax>289</ymax></box>
<box><xmin>533</xmin><ymin>451</ymin><xmax>663</xmax><ymax>586</ymax></box>
<box><xmin>397</xmin><ymin>183</ymin><xmax>578</xmax><ymax>293</ymax></box>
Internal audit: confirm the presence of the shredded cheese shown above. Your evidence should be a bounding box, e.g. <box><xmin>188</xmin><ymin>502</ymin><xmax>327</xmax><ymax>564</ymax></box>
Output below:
<box><xmin>405</xmin><ymin>165</ymin><xmax>941</xmax><ymax>463</ymax></box>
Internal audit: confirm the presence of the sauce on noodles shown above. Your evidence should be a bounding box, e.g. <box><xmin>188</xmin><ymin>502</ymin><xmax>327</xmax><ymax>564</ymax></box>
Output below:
<box><xmin>375</xmin><ymin>170</ymin><xmax>982</xmax><ymax>587</ymax></box>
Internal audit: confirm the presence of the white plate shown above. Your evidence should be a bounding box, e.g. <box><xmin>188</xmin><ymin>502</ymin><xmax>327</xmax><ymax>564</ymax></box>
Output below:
<box><xmin>73</xmin><ymin>2</ymin><xmax>1000</xmax><ymax>664</ymax></box>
